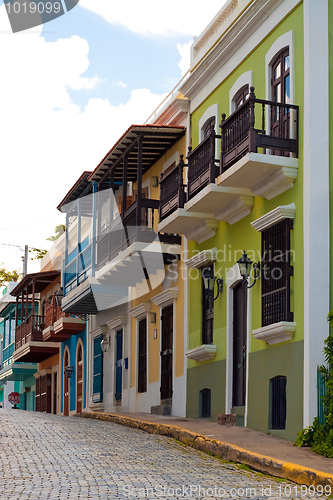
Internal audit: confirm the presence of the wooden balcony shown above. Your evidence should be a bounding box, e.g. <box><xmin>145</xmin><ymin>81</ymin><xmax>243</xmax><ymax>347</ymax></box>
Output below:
<box><xmin>42</xmin><ymin>296</ymin><xmax>85</xmax><ymax>342</ymax></box>
<box><xmin>13</xmin><ymin>314</ymin><xmax>58</xmax><ymax>363</ymax></box>
<box><xmin>159</xmin><ymin>88</ymin><xmax>299</xmax><ymax>243</ymax></box>
<box><xmin>218</xmin><ymin>87</ymin><xmax>299</xmax><ymax>199</ymax></box>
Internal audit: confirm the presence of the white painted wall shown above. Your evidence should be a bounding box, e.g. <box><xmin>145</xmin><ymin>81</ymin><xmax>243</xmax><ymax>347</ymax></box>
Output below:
<box><xmin>303</xmin><ymin>0</ymin><xmax>330</xmax><ymax>427</ymax></box>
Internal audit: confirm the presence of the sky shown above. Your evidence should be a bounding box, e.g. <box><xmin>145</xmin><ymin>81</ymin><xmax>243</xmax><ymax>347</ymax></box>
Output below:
<box><xmin>0</xmin><ymin>0</ymin><xmax>226</xmax><ymax>275</ymax></box>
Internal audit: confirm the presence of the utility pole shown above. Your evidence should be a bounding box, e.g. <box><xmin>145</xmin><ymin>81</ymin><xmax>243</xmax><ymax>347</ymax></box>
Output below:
<box><xmin>22</xmin><ymin>245</ymin><xmax>28</xmax><ymax>276</ymax></box>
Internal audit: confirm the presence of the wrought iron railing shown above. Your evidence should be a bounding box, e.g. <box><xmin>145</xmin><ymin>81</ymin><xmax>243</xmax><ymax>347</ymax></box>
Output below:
<box><xmin>220</xmin><ymin>86</ymin><xmax>299</xmax><ymax>173</ymax></box>
<box><xmin>187</xmin><ymin>124</ymin><xmax>220</xmax><ymax>200</ymax></box>
<box><xmin>15</xmin><ymin>314</ymin><xmax>44</xmax><ymax>350</ymax></box>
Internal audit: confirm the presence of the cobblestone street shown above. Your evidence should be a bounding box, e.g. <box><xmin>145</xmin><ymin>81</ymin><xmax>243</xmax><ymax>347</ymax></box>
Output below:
<box><xmin>0</xmin><ymin>409</ymin><xmax>329</xmax><ymax>500</ymax></box>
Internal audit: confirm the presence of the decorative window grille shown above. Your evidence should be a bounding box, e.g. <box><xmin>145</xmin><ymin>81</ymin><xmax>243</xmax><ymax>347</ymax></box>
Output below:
<box><xmin>270</xmin><ymin>375</ymin><xmax>287</xmax><ymax>429</ymax></box>
<box><xmin>261</xmin><ymin>219</ymin><xmax>293</xmax><ymax>326</ymax></box>
<box><xmin>138</xmin><ymin>318</ymin><xmax>147</xmax><ymax>393</ymax></box>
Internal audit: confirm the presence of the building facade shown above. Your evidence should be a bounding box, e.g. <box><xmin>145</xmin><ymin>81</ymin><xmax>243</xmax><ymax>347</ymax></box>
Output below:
<box><xmin>159</xmin><ymin>0</ymin><xmax>329</xmax><ymax>440</ymax></box>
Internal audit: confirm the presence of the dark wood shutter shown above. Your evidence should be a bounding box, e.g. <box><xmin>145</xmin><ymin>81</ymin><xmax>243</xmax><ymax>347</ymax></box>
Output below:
<box><xmin>202</xmin><ymin>265</ymin><xmax>214</xmax><ymax>344</ymax></box>
<box><xmin>93</xmin><ymin>335</ymin><xmax>103</xmax><ymax>402</ymax></box>
<box><xmin>160</xmin><ymin>305</ymin><xmax>173</xmax><ymax>401</ymax></box>
<box><xmin>270</xmin><ymin>376</ymin><xmax>287</xmax><ymax>429</ymax></box>
<box><xmin>138</xmin><ymin>318</ymin><xmax>147</xmax><ymax>393</ymax></box>
<box><xmin>200</xmin><ymin>388</ymin><xmax>211</xmax><ymax>418</ymax></box>
<box><xmin>261</xmin><ymin>219</ymin><xmax>293</xmax><ymax>326</ymax></box>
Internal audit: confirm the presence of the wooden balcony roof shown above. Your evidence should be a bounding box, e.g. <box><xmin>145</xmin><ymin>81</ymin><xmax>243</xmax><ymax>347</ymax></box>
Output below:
<box><xmin>10</xmin><ymin>270</ymin><xmax>60</xmax><ymax>297</ymax></box>
<box><xmin>57</xmin><ymin>171</ymin><xmax>92</xmax><ymax>211</ymax></box>
<box><xmin>88</xmin><ymin>124</ymin><xmax>185</xmax><ymax>186</ymax></box>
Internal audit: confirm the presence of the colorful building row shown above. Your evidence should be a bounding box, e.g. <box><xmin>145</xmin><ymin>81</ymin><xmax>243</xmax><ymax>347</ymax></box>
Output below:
<box><xmin>0</xmin><ymin>0</ymin><xmax>330</xmax><ymax>442</ymax></box>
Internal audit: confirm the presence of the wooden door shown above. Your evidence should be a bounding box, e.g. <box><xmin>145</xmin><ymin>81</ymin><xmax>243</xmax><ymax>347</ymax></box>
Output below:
<box><xmin>64</xmin><ymin>350</ymin><xmax>69</xmax><ymax>416</ymax></box>
<box><xmin>232</xmin><ymin>282</ymin><xmax>247</xmax><ymax>407</ymax></box>
<box><xmin>76</xmin><ymin>344</ymin><xmax>83</xmax><ymax>413</ymax></box>
<box><xmin>115</xmin><ymin>329</ymin><xmax>123</xmax><ymax>402</ymax></box>
<box><xmin>160</xmin><ymin>305</ymin><xmax>173</xmax><ymax>401</ymax></box>
<box><xmin>53</xmin><ymin>373</ymin><xmax>57</xmax><ymax>414</ymax></box>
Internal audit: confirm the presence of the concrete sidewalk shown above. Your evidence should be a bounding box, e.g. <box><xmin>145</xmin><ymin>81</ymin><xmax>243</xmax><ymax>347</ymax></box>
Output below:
<box><xmin>78</xmin><ymin>411</ymin><xmax>333</xmax><ymax>488</ymax></box>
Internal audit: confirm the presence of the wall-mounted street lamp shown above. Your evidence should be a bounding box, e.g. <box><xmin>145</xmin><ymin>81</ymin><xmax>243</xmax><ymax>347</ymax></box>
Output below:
<box><xmin>100</xmin><ymin>335</ymin><xmax>110</xmax><ymax>353</ymax></box>
<box><xmin>237</xmin><ymin>251</ymin><xmax>260</xmax><ymax>288</ymax></box>
<box><xmin>64</xmin><ymin>366</ymin><xmax>74</xmax><ymax>379</ymax></box>
<box><xmin>202</xmin><ymin>267</ymin><xmax>223</xmax><ymax>302</ymax></box>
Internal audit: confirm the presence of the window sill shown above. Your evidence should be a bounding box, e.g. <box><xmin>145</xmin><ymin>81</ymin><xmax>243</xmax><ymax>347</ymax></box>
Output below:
<box><xmin>186</xmin><ymin>344</ymin><xmax>217</xmax><ymax>362</ymax></box>
<box><xmin>252</xmin><ymin>321</ymin><xmax>296</xmax><ymax>345</ymax></box>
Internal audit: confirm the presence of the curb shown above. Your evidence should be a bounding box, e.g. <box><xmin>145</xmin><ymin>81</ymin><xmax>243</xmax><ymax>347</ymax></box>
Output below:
<box><xmin>77</xmin><ymin>412</ymin><xmax>333</xmax><ymax>488</ymax></box>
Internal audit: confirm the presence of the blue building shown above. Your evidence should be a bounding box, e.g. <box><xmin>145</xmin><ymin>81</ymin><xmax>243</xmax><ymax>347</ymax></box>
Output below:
<box><xmin>0</xmin><ymin>281</ymin><xmax>37</xmax><ymax>410</ymax></box>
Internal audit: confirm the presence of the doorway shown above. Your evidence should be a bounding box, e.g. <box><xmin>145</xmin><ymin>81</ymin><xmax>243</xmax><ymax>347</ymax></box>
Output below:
<box><xmin>160</xmin><ymin>305</ymin><xmax>173</xmax><ymax>401</ymax></box>
<box><xmin>232</xmin><ymin>282</ymin><xmax>247</xmax><ymax>408</ymax></box>
<box><xmin>76</xmin><ymin>343</ymin><xmax>83</xmax><ymax>413</ymax></box>
<box><xmin>63</xmin><ymin>349</ymin><xmax>69</xmax><ymax>416</ymax></box>
<box><xmin>115</xmin><ymin>329</ymin><xmax>123</xmax><ymax>402</ymax></box>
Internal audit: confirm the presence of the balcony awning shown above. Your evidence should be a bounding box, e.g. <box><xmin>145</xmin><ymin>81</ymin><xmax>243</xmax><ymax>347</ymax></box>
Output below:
<box><xmin>88</xmin><ymin>124</ymin><xmax>185</xmax><ymax>186</ymax></box>
<box><xmin>10</xmin><ymin>270</ymin><xmax>60</xmax><ymax>297</ymax></box>
<box><xmin>0</xmin><ymin>362</ymin><xmax>37</xmax><ymax>381</ymax></box>
<box><xmin>57</xmin><ymin>171</ymin><xmax>93</xmax><ymax>212</ymax></box>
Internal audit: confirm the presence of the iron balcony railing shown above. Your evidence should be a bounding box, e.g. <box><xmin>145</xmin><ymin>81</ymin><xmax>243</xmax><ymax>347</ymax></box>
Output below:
<box><xmin>220</xmin><ymin>86</ymin><xmax>299</xmax><ymax>173</ymax></box>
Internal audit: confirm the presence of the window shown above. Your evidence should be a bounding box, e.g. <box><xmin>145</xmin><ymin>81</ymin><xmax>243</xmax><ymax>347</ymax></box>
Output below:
<box><xmin>261</xmin><ymin>219</ymin><xmax>293</xmax><ymax>326</ymax></box>
<box><xmin>200</xmin><ymin>388</ymin><xmax>211</xmax><ymax>418</ymax></box>
<box><xmin>138</xmin><ymin>318</ymin><xmax>147</xmax><ymax>393</ymax></box>
<box><xmin>202</xmin><ymin>117</ymin><xmax>216</xmax><ymax>139</ymax></box>
<box><xmin>233</xmin><ymin>84</ymin><xmax>249</xmax><ymax>109</ymax></box>
<box><xmin>92</xmin><ymin>335</ymin><xmax>103</xmax><ymax>402</ymax></box>
<box><xmin>269</xmin><ymin>376</ymin><xmax>287</xmax><ymax>430</ymax></box>
<box><xmin>271</xmin><ymin>48</ymin><xmax>290</xmax><ymax>154</ymax></box>
<box><xmin>202</xmin><ymin>265</ymin><xmax>214</xmax><ymax>344</ymax></box>
<box><xmin>271</xmin><ymin>49</ymin><xmax>290</xmax><ymax>107</ymax></box>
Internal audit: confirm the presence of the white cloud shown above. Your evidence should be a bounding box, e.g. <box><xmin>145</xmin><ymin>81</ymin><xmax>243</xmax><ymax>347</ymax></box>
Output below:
<box><xmin>79</xmin><ymin>0</ymin><xmax>226</xmax><ymax>37</ymax></box>
<box><xmin>113</xmin><ymin>81</ymin><xmax>127</xmax><ymax>89</ymax></box>
<box><xmin>0</xmin><ymin>5</ymin><xmax>166</xmax><ymax>272</ymax></box>
<box><xmin>177</xmin><ymin>41</ymin><xmax>192</xmax><ymax>76</ymax></box>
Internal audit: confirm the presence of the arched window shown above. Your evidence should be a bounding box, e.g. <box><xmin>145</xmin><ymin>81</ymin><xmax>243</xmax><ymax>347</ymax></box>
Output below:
<box><xmin>271</xmin><ymin>48</ymin><xmax>290</xmax><ymax>106</ymax></box>
<box><xmin>202</xmin><ymin>117</ymin><xmax>216</xmax><ymax>139</ymax></box>
<box><xmin>233</xmin><ymin>84</ymin><xmax>250</xmax><ymax>110</ymax></box>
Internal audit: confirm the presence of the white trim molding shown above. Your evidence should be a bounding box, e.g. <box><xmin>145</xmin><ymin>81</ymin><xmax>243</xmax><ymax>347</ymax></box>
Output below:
<box><xmin>229</xmin><ymin>70</ymin><xmax>253</xmax><ymax>114</ymax></box>
<box><xmin>89</xmin><ymin>325</ymin><xmax>107</xmax><ymax>337</ymax></box>
<box><xmin>106</xmin><ymin>316</ymin><xmax>127</xmax><ymax>331</ymax></box>
<box><xmin>152</xmin><ymin>287</ymin><xmax>179</xmax><ymax>307</ymax></box>
<box><xmin>185</xmin><ymin>248</ymin><xmax>217</xmax><ymax>269</ymax></box>
<box><xmin>198</xmin><ymin>104</ymin><xmax>219</xmax><ymax>141</ymax></box>
<box><xmin>265</xmin><ymin>30</ymin><xmax>294</xmax><ymax>103</ymax></box>
<box><xmin>252</xmin><ymin>322</ymin><xmax>296</xmax><ymax>345</ymax></box>
<box><xmin>251</xmin><ymin>203</ymin><xmax>296</xmax><ymax>232</ymax></box>
<box><xmin>129</xmin><ymin>302</ymin><xmax>151</xmax><ymax>320</ymax></box>
<box><xmin>186</xmin><ymin>344</ymin><xmax>217</xmax><ymax>362</ymax></box>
